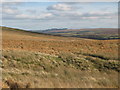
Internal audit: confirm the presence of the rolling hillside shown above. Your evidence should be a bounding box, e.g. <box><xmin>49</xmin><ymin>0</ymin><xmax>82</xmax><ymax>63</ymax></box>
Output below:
<box><xmin>1</xmin><ymin>26</ymin><xmax>119</xmax><ymax>88</ymax></box>
<box><xmin>34</xmin><ymin>28</ymin><xmax>119</xmax><ymax>40</ymax></box>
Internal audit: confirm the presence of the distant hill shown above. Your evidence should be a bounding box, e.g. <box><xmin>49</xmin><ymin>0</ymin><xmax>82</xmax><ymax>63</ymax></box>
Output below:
<box><xmin>1</xmin><ymin>26</ymin><xmax>82</xmax><ymax>41</ymax></box>
<box><xmin>1</xmin><ymin>26</ymin><xmax>119</xmax><ymax>40</ymax></box>
<box><xmin>33</xmin><ymin>28</ymin><xmax>119</xmax><ymax>40</ymax></box>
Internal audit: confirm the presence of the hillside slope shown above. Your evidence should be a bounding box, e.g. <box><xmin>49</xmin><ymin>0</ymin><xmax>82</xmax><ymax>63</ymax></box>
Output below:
<box><xmin>1</xmin><ymin>27</ymin><xmax>119</xmax><ymax>88</ymax></box>
<box><xmin>35</xmin><ymin>28</ymin><xmax>119</xmax><ymax>40</ymax></box>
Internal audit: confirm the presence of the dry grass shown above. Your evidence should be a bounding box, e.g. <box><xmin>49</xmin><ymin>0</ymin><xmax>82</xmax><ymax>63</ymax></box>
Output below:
<box><xmin>1</xmin><ymin>27</ymin><xmax>119</xmax><ymax>88</ymax></box>
<box><xmin>1</xmin><ymin>50</ymin><xmax>119</xmax><ymax>88</ymax></box>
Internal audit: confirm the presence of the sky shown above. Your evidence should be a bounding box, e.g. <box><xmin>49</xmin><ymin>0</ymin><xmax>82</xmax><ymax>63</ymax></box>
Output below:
<box><xmin>1</xmin><ymin>2</ymin><xmax>118</xmax><ymax>30</ymax></box>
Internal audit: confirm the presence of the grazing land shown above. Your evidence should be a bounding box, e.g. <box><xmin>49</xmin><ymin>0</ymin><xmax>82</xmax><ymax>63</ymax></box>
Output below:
<box><xmin>1</xmin><ymin>27</ymin><xmax>119</xmax><ymax>88</ymax></box>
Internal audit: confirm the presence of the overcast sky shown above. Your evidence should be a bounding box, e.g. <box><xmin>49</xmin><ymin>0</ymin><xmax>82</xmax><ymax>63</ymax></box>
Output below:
<box><xmin>1</xmin><ymin>2</ymin><xmax>118</xmax><ymax>30</ymax></box>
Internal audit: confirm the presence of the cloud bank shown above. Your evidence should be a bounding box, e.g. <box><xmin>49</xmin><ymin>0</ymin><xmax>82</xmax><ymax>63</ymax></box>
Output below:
<box><xmin>1</xmin><ymin>2</ymin><xmax>118</xmax><ymax>30</ymax></box>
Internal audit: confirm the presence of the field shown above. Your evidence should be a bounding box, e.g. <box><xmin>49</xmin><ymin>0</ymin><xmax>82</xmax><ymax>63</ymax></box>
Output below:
<box><xmin>1</xmin><ymin>27</ymin><xmax>120</xmax><ymax>88</ymax></box>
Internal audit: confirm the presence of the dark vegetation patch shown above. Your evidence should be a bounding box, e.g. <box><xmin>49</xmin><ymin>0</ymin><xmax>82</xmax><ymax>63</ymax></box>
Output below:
<box><xmin>83</xmin><ymin>53</ymin><xmax>110</xmax><ymax>60</ymax></box>
<box><xmin>86</xmin><ymin>57</ymin><xmax>120</xmax><ymax>72</ymax></box>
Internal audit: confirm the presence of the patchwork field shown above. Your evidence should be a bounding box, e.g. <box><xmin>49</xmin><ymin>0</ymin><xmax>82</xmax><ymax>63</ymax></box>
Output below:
<box><xmin>1</xmin><ymin>27</ymin><xmax>120</xmax><ymax>88</ymax></box>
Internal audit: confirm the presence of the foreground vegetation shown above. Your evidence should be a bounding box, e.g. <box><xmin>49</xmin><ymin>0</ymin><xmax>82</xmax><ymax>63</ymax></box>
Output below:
<box><xmin>1</xmin><ymin>50</ymin><xmax>119</xmax><ymax>88</ymax></box>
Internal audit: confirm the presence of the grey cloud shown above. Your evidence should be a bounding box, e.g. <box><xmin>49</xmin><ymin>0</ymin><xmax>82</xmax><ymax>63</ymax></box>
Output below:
<box><xmin>47</xmin><ymin>3</ymin><xmax>82</xmax><ymax>11</ymax></box>
<box><xmin>47</xmin><ymin>3</ymin><xmax>73</xmax><ymax>11</ymax></box>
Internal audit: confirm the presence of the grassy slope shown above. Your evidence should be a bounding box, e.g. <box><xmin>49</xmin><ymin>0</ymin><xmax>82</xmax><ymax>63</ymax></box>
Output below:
<box><xmin>1</xmin><ymin>27</ymin><xmax>120</xmax><ymax>88</ymax></box>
